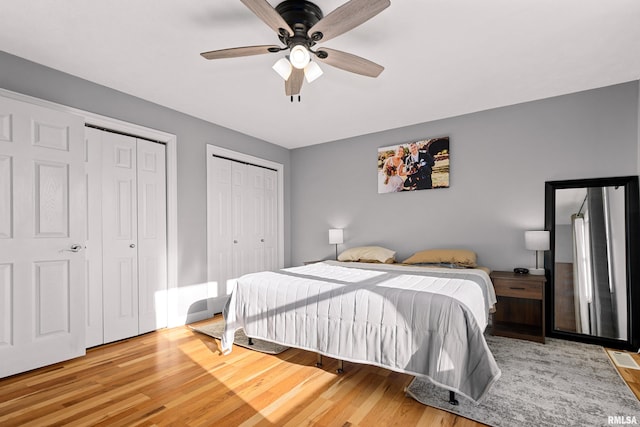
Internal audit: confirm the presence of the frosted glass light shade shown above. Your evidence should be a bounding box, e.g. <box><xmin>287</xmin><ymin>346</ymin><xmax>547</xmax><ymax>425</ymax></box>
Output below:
<box><xmin>525</xmin><ymin>231</ymin><xmax>550</xmax><ymax>251</ymax></box>
<box><xmin>290</xmin><ymin>44</ymin><xmax>311</xmax><ymax>69</ymax></box>
<box><xmin>272</xmin><ymin>57</ymin><xmax>292</xmax><ymax>80</ymax></box>
<box><xmin>329</xmin><ymin>229</ymin><xmax>344</xmax><ymax>245</ymax></box>
<box><xmin>304</xmin><ymin>61</ymin><xmax>323</xmax><ymax>83</ymax></box>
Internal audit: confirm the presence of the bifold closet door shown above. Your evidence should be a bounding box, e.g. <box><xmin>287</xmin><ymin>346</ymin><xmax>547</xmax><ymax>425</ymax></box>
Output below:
<box><xmin>0</xmin><ymin>95</ymin><xmax>86</xmax><ymax>378</ymax></box>
<box><xmin>207</xmin><ymin>156</ymin><xmax>278</xmax><ymax>297</ymax></box>
<box><xmin>243</xmin><ymin>164</ymin><xmax>278</xmax><ymax>274</ymax></box>
<box><xmin>101</xmin><ymin>133</ymin><xmax>167</xmax><ymax>343</ymax></box>
<box><xmin>136</xmin><ymin>138</ymin><xmax>167</xmax><ymax>334</ymax></box>
<box><xmin>232</xmin><ymin>161</ymin><xmax>253</xmax><ymax>277</ymax></box>
<box><xmin>102</xmin><ymin>132</ymin><xmax>139</xmax><ymax>343</ymax></box>
<box><xmin>208</xmin><ymin>156</ymin><xmax>233</xmax><ymax>296</ymax></box>
<box><xmin>263</xmin><ymin>167</ymin><xmax>278</xmax><ymax>272</ymax></box>
<box><xmin>232</xmin><ymin>162</ymin><xmax>278</xmax><ymax>277</ymax></box>
<box><xmin>85</xmin><ymin>127</ymin><xmax>104</xmax><ymax>347</ymax></box>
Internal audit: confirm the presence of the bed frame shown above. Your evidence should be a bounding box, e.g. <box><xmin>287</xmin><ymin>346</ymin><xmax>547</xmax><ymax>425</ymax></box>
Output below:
<box><xmin>250</xmin><ymin>337</ymin><xmax>460</xmax><ymax>405</ymax></box>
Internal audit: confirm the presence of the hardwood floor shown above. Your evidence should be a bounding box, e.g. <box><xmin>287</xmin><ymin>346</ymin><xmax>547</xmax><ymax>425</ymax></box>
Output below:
<box><xmin>1</xmin><ymin>318</ymin><xmax>638</xmax><ymax>427</ymax></box>
<box><xmin>608</xmin><ymin>349</ymin><xmax>640</xmax><ymax>400</ymax></box>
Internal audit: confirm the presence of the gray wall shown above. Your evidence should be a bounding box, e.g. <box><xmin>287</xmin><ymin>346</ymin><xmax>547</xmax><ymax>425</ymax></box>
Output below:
<box><xmin>0</xmin><ymin>51</ymin><xmax>292</xmax><ymax>291</ymax></box>
<box><xmin>3</xmin><ymin>50</ymin><xmax>638</xmax><ymax>279</ymax></box>
<box><xmin>290</xmin><ymin>82</ymin><xmax>640</xmax><ymax>271</ymax></box>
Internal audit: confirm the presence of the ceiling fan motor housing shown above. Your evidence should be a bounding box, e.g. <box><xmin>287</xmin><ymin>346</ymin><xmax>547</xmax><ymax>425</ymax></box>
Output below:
<box><xmin>276</xmin><ymin>0</ymin><xmax>324</xmax><ymax>46</ymax></box>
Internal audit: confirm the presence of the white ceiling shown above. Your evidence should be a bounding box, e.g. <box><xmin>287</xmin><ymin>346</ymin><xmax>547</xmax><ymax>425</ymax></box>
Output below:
<box><xmin>1</xmin><ymin>1</ymin><xmax>639</xmax><ymax>149</ymax></box>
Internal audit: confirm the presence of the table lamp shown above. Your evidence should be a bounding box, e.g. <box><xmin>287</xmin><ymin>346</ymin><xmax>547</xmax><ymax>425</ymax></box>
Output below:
<box><xmin>329</xmin><ymin>229</ymin><xmax>343</xmax><ymax>260</ymax></box>
<box><xmin>525</xmin><ymin>230</ymin><xmax>549</xmax><ymax>275</ymax></box>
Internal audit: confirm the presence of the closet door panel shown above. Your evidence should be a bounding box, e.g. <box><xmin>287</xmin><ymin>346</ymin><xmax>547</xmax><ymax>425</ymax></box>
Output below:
<box><xmin>102</xmin><ymin>132</ymin><xmax>138</xmax><ymax>343</ymax></box>
<box><xmin>207</xmin><ymin>156</ymin><xmax>234</xmax><ymax>296</ymax></box>
<box><xmin>137</xmin><ymin>139</ymin><xmax>167</xmax><ymax>334</ymax></box>
<box><xmin>232</xmin><ymin>162</ymin><xmax>251</xmax><ymax>279</ymax></box>
<box><xmin>247</xmin><ymin>165</ymin><xmax>265</xmax><ymax>274</ymax></box>
<box><xmin>85</xmin><ymin>128</ymin><xmax>104</xmax><ymax>347</ymax></box>
<box><xmin>263</xmin><ymin>168</ymin><xmax>278</xmax><ymax>271</ymax></box>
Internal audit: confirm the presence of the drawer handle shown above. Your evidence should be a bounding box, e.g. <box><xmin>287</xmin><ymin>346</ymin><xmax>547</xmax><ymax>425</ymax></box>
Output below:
<box><xmin>509</xmin><ymin>287</ymin><xmax>526</xmax><ymax>290</ymax></box>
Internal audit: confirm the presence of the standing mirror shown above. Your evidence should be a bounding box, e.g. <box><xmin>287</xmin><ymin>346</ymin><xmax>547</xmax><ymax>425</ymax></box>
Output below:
<box><xmin>545</xmin><ymin>176</ymin><xmax>639</xmax><ymax>350</ymax></box>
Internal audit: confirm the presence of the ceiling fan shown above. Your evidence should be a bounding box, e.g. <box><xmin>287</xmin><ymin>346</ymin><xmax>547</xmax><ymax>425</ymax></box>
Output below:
<box><xmin>200</xmin><ymin>0</ymin><xmax>390</xmax><ymax>100</ymax></box>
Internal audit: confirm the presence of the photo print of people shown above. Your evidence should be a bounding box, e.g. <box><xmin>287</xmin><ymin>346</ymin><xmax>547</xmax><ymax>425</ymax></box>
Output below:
<box><xmin>377</xmin><ymin>137</ymin><xmax>450</xmax><ymax>193</ymax></box>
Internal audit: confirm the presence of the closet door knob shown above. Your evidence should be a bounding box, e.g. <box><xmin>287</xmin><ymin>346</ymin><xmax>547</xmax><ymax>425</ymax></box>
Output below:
<box><xmin>234</xmin><ymin>240</ymin><xmax>238</xmax><ymax>244</ymax></box>
<box><xmin>130</xmin><ymin>244</ymin><xmax>136</xmax><ymax>248</ymax></box>
<box><xmin>260</xmin><ymin>239</ymin><xmax>264</xmax><ymax>242</ymax></box>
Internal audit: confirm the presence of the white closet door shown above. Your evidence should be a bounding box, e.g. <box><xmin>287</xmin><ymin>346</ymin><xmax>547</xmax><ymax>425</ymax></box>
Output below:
<box><xmin>207</xmin><ymin>156</ymin><xmax>233</xmax><ymax>296</ymax></box>
<box><xmin>137</xmin><ymin>139</ymin><xmax>167</xmax><ymax>334</ymax></box>
<box><xmin>207</xmin><ymin>156</ymin><xmax>280</xmax><ymax>300</ymax></box>
<box><xmin>0</xmin><ymin>95</ymin><xmax>86</xmax><ymax>378</ymax></box>
<box><xmin>247</xmin><ymin>165</ymin><xmax>266</xmax><ymax>273</ymax></box>
<box><xmin>88</xmin><ymin>130</ymin><xmax>168</xmax><ymax>344</ymax></box>
<box><xmin>85</xmin><ymin>127</ymin><xmax>104</xmax><ymax>347</ymax></box>
<box><xmin>263</xmin><ymin>168</ymin><xmax>278</xmax><ymax>271</ymax></box>
<box><xmin>102</xmin><ymin>132</ymin><xmax>138</xmax><ymax>343</ymax></box>
<box><xmin>232</xmin><ymin>161</ymin><xmax>251</xmax><ymax>279</ymax></box>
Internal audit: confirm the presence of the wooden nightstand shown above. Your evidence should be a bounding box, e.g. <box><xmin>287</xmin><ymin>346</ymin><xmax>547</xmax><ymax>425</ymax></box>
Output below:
<box><xmin>490</xmin><ymin>271</ymin><xmax>546</xmax><ymax>343</ymax></box>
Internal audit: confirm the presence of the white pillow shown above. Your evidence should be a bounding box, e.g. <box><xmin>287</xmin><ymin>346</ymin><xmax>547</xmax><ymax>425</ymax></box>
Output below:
<box><xmin>337</xmin><ymin>246</ymin><xmax>396</xmax><ymax>264</ymax></box>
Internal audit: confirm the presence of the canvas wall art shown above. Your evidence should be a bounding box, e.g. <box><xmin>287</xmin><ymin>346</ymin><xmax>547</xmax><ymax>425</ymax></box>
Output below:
<box><xmin>377</xmin><ymin>137</ymin><xmax>450</xmax><ymax>193</ymax></box>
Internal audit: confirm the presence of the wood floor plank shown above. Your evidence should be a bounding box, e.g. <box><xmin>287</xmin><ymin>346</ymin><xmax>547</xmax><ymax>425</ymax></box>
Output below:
<box><xmin>607</xmin><ymin>350</ymin><xmax>640</xmax><ymax>400</ymax></box>
<box><xmin>0</xmin><ymin>317</ymin><xmax>637</xmax><ymax>427</ymax></box>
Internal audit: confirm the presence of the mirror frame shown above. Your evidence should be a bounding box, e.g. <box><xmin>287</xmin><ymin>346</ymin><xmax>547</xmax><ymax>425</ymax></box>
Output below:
<box><xmin>544</xmin><ymin>176</ymin><xmax>640</xmax><ymax>350</ymax></box>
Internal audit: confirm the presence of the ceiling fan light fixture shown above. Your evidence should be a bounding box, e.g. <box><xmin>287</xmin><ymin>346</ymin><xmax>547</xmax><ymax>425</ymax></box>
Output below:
<box><xmin>304</xmin><ymin>61</ymin><xmax>323</xmax><ymax>83</ymax></box>
<box><xmin>272</xmin><ymin>57</ymin><xmax>293</xmax><ymax>80</ymax></box>
<box><xmin>200</xmin><ymin>0</ymin><xmax>390</xmax><ymax>97</ymax></box>
<box><xmin>289</xmin><ymin>44</ymin><xmax>311</xmax><ymax>69</ymax></box>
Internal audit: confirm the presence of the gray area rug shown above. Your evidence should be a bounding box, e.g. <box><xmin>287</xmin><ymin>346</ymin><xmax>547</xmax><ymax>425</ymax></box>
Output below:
<box><xmin>406</xmin><ymin>335</ymin><xmax>640</xmax><ymax>426</ymax></box>
<box><xmin>191</xmin><ymin>321</ymin><xmax>290</xmax><ymax>355</ymax></box>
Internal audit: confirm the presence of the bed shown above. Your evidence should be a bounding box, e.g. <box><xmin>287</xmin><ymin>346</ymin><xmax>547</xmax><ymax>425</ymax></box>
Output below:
<box><xmin>221</xmin><ymin>256</ymin><xmax>501</xmax><ymax>403</ymax></box>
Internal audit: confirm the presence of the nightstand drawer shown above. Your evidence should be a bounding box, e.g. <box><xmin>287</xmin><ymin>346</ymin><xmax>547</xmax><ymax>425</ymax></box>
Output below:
<box><xmin>492</xmin><ymin>278</ymin><xmax>543</xmax><ymax>300</ymax></box>
<box><xmin>490</xmin><ymin>271</ymin><xmax>546</xmax><ymax>343</ymax></box>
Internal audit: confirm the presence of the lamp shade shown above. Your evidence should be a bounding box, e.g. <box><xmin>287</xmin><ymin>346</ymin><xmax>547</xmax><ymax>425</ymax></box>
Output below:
<box><xmin>272</xmin><ymin>57</ymin><xmax>292</xmax><ymax>80</ymax></box>
<box><xmin>329</xmin><ymin>229</ymin><xmax>344</xmax><ymax>245</ymax></box>
<box><xmin>290</xmin><ymin>44</ymin><xmax>310</xmax><ymax>69</ymax></box>
<box><xmin>525</xmin><ymin>231</ymin><xmax>550</xmax><ymax>251</ymax></box>
<box><xmin>304</xmin><ymin>61</ymin><xmax>323</xmax><ymax>83</ymax></box>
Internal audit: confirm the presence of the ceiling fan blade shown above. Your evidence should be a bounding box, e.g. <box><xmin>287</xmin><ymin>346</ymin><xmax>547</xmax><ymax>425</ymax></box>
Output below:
<box><xmin>200</xmin><ymin>45</ymin><xmax>281</xmax><ymax>60</ymax></box>
<box><xmin>315</xmin><ymin>48</ymin><xmax>384</xmax><ymax>77</ymax></box>
<box><xmin>285</xmin><ymin>68</ymin><xmax>304</xmax><ymax>96</ymax></box>
<box><xmin>240</xmin><ymin>0</ymin><xmax>294</xmax><ymax>36</ymax></box>
<box><xmin>307</xmin><ymin>0</ymin><xmax>390</xmax><ymax>43</ymax></box>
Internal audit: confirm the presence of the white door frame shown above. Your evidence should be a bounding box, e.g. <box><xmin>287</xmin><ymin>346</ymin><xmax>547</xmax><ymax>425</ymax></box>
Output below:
<box><xmin>0</xmin><ymin>88</ymin><xmax>180</xmax><ymax>328</ymax></box>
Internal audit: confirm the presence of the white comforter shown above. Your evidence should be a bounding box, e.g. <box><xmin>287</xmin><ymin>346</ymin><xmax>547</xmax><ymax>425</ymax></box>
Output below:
<box><xmin>222</xmin><ymin>261</ymin><xmax>501</xmax><ymax>402</ymax></box>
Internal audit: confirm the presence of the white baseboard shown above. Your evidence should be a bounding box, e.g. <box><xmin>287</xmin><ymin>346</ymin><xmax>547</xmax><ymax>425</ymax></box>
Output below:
<box><xmin>167</xmin><ymin>283</ymin><xmax>230</xmax><ymax>327</ymax></box>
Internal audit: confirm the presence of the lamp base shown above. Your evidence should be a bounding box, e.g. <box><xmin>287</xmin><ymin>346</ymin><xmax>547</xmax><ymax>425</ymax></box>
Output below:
<box><xmin>528</xmin><ymin>268</ymin><xmax>545</xmax><ymax>276</ymax></box>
